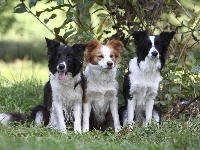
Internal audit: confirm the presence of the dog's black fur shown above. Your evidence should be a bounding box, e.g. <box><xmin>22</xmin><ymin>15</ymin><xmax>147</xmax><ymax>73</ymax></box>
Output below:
<box><xmin>119</xmin><ymin>31</ymin><xmax>175</xmax><ymax>126</ymax></box>
<box><xmin>0</xmin><ymin>38</ymin><xmax>87</xmax><ymax>130</ymax></box>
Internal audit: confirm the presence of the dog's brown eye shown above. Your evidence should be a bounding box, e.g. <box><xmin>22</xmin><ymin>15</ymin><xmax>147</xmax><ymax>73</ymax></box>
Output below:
<box><xmin>98</xmin><ymin>55</ymin><xmax>104</xmax><ymax>59</ymax></box>
<box><xmin>110</xmin><ymin>54</ymin><xmax>114</xmax><ymax>58</ymax></box>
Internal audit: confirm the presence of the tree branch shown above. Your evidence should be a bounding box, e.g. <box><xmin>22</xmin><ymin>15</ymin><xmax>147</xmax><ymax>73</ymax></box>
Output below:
<box><xmin>172</xmin><ymin>95</ymin><xmax>200</xmax><ymax>117</ymax></box>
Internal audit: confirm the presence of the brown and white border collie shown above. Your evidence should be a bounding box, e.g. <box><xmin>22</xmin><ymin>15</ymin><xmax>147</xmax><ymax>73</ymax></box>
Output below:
<box><xmin>82</xmin><ymin>39</ymin><xmax>123</xmax><ymax>132</ymax></box>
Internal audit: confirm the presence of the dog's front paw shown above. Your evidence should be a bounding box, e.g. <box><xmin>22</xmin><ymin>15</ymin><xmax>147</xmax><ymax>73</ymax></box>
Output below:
<box><xmin>128</xmin><ymin>121</ymin><xmax>135</xmax><ymax>131</ymax></box>
<box><xmin>60</xmin><ymin>129</ymin><xmax>67</xmax><ymax>134</ymax></box>
<box><xmin>48</xmin><ymin>123</ymin><xmax>67</xmax><ymax>134</ymax></box>
<box><xmin>115</xmin><ymin>126</ymin><xmax>121</xmax><ymax>133</ymax></box>
<box><xmin>74</xmin><ymin>125</ymin><xmax>82</xmax><ymax>134</ymax></box>
<box><xmin>74</xmin><ymin>129</ymin><xmax>82</xmax><ymax>134</ymax></box>
<box><xmin>143</xmin><ymin>120</ymin><xmax>151</xmax><ymax>127</ymax></box>
<box><xmin>82</xmin><ymin>127</ymin><xmax>89</xmax><ymax>133</ymax></box>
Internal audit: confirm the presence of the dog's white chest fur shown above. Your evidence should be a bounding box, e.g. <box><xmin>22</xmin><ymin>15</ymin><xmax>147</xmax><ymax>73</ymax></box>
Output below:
<box><xmin>129</xmin><ymin>57</ymin><xmax>161</xmax><ymax>106</ymax></box>
<box><xmin>50</xmin><ymin>73</ymin><xmax>82</xmax><ymax>107</ymax></box>
<box><xmin>49</xmin><ymin>72</ymin><xmax>83</xmax><ymax>133</ymax></box>
<box><xmin>85</xmin><ymin>64</ymin><xmax>118</xmax><ymax>121</ymax></box>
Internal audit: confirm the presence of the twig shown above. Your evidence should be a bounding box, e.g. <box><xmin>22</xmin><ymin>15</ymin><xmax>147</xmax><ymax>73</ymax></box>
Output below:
<box><xmin>175</xmin><ymin>0</ymin><xmax>191</xmax><ymax>18</ymax></box>
<box><xmin>23</xmin><ymin>3</ymin><xmax>55</xmax><ymax>36</ymax></box>
<box><xmin>172</xmin><ymin>95</ymin><xmax>200</xmax><ymax>117</ymax></box>
<box><xmin>174</xmin><ymin>33</ymin><xmax>192</xmax><ymax>72</ymax></box>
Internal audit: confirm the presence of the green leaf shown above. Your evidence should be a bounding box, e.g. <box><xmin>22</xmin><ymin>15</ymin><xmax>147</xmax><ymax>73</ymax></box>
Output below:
<box><xmin>183</xmin><ymin>19</ymin><xmax>188</xmax><ymax>25</ymax></box>
<box><xmin>191</xmin><ymin>65</ymin><xmax>200</xmax><ymax>73</ymax></box>
<box><xmin>29</xmin><ymin>0</ymin><xmax>37</xmax><ymax>8</ymax></box>
<box><xmin>95</xmin><ymin>0</ymin><xmax>104</xmax><ymax>5</ymax></box>
<box><xmin>14</xmin><ymin>3</ymin><xmax>27</xmax><ymax>13</ymax></box>
<box><xmin>165</xmin><ymin>94</ymin><xmax>172</xmax><ymax>101</ymax></box>
<box><xmin>160</xmin><ymin>100</ymin><xmax>167</xmax><ymax>106</ymax></box>
<box><xmin>170</xmin><ymin>86</ymin><xmax>179</xmax><ymax>94</ymax></box>
<box><xmin>63</xmin><ymin>30</ymin><xmax>75</xmax><ymax>40</ymax></box>
<box><xmin>97</xmin><ymin>33</ymin><xmax>103</xmax><ymax>40</ymax></box>
<box><xmin>45</xmin><ymin>0</ymin><xmax>54</xmax><ymax>4</ymax></box>
<box><xmin>49</xmin><ymin>14</ymin><xmax>57</xmax><ymax>19</ymax></box>
<box><xmin>36</xmin><ymin>11</ymin><xmax>42</xmax><ymax>17</ymax></box>
<box><xmin>54</xmin><ymin>27</ymin><xmax>60</xmax><ymax>35</ymax></box>
<box><xmin>78</xmin><ymin>1</ymin><xmax>94</xmax><ymax>11</ymax></box>
<box><xmin>188</xmin><ymin>17</ymin><xmax>196</xmax><ymax>27</ymax></box>
<box><xmin>44</xmin><ymin>18</ymin><xmax>49</xmax><ymax>24</ymax></box>
<box><xmin>96</xmin><ymin>24</ymin><xmax>103</xmax><ymax>34</ymax></box>
<box><xmin>55</xmin><ymin>0</ymin><xmax>64</xmax><ymax>5</ymax></box>
<box><xmin>97</xmin><ymin>13</ymin><xmax>108</xmax><ymax>17</ymax></box>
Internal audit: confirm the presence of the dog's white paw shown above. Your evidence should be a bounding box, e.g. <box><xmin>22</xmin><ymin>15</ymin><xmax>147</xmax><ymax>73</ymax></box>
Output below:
<box><xmin>128</xmin><ymin>121</ymin><xmax>135</xmax><ymax>130</ymax></box>
<box><xmin>115</xmin><ymin>126</ymin><xmax>121</xmax><ymax>133</ymax></box>
<box><xmin>82</xmin><ymin>127</ymin><xmax>89</xmax><ymax>133</ymax></box>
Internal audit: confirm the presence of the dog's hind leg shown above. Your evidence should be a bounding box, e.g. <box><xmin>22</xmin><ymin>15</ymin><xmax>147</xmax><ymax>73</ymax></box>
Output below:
<box><xmin>73</xmin><ymin>102</ymin><xmax>82</xmax><ymax>133</ymax></box>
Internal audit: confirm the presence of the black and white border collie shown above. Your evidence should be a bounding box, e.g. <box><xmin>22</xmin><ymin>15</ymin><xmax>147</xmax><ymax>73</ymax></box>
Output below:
<box><xmin>0</xmin><ymin>38</ymin><xmax>87</xmax><ymax>134</ymax></box>
<box><xmin>82</xmin><ymin>39</ymin><xmax>123</xmax><ymax>132</ymax></box>
<box><xmin>120</xmin><ymin>31</ymin><xmax>175</xmax><ymax>127</ymax></box>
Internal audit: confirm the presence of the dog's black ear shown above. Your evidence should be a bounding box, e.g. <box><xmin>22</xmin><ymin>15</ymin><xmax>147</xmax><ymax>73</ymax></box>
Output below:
<box><xmin>45</xmin><ymin>37</ymin><xmax>60</xmax><ymax>49</ymax></box>
<box><xmin>71</xmin><ymin>44</ymin><xmax>87</xmax><ymax>77</ymax></box>
<box><xmin>132</xmin><ymin>31</ymin><xmax>147</xmax><ymax>45</ymax></box>
<box><xmin>160</xmin><ymin>31</ymin><xmax>176</xmax><ymax>47</ymax></box>
<box><xmin>72</xmin><ymin>44</ymin><xmax>87</xmax><ymax>55</ymax></box>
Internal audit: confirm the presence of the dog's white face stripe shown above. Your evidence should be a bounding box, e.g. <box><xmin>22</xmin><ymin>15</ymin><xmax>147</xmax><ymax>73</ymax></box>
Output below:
<box><xmin>98</xmin><ymin>45</ymin><xmax>114</xmax><ymax>69</ymax></box>
<box><xmin>149</xmin><ymin>36</ymin><xmax>155</xmax><ymax>47</ymax></box>
<box><xmin>148</xmin><ymin>36</ymin><xmax>159</xmax><ymax>58</ymax></box>
<box><xmin>60</xmin><ymin>61</ymin><xmax>66</xmax><ymax>66</ymax></box>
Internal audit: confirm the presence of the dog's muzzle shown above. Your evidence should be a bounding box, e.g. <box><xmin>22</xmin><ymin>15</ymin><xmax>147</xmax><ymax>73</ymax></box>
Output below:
<box><xmin>106</xmin><ymin>61</ymin><xmax>114</xmax><ymax>69</ymax></box>
<box><xmin>151</xmin><ymin>51</ymin><xmax>159</xmax><ymax>58</ymax></box>
<box><xmin>58</xmin><ymin>64</ymin><xmax>66</xmax><ymax>70</ymax></box>
<box><xmin>57</xmin><ymin>63</ymin><xmax>67</xmax><ymax>80</ymax></box>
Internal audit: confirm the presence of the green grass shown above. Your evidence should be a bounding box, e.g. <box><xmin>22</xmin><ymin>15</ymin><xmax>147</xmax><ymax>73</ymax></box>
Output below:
<box><xmin>0</xmin><ymin>62</ymin><xmax>200</xmax><ymax>150</ymax></box>
<box><xmin>0</xmin><ymin>60</ymin><xmax>48</xmax><ymax>83</ymax></box>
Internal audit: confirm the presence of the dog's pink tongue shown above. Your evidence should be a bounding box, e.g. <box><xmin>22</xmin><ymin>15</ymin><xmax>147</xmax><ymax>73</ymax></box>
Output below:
<box><xmin>58</xmin><ymin>71</ymin><xmax>66</xmax><ymax>80</ymax></box>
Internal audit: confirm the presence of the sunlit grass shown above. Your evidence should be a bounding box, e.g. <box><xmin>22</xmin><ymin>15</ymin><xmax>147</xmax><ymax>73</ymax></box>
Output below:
<box><xmin>0</xmin><ymin>60</ymin><xmax>48</xmax><ymax>84</ymax></box>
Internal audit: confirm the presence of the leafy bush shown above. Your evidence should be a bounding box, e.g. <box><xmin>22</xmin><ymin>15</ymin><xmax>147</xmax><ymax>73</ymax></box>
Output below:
<box><xmin>2</xmin><ymin>0</ymin><xmax>200</xmax><ymax>117</ymax></box>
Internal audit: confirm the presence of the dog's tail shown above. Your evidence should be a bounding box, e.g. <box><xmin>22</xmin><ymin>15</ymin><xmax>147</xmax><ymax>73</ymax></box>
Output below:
<box><xmin>0</xmin><ymin>105</ymin><xmax>50</xmax><ymax>126</ymax></box>
<box><xmin>0</xmin><ymin>112</ymin><xmax>29</xmax><ymax>125</ymax></box>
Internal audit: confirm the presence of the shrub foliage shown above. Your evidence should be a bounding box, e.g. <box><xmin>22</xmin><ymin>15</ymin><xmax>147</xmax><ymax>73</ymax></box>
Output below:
<box><xmin>3</xmin><ymin>0</ymin><xmax>200</xmax><ymax>117</ymax></box>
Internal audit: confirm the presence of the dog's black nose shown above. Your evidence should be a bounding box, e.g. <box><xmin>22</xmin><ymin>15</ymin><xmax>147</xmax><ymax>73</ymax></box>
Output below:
<box><xmin>107</xmin><ymin>61</ymin><xmax>113</xmax><ymax>67</ymax></box>
<box><xmin>58</xmin><ymin>64</ymin><xmax>65</xmax><ymax>70</ymax></box>
<box><xmin>152</xmin><ymin>51</ymin><xmax>158</xmax><ymax>57</ymax></box>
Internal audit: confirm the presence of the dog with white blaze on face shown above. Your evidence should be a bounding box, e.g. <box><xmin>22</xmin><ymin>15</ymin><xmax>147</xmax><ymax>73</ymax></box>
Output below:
<box><xmin>119</xmin><ymin>31</ymin><xmax>175</xmax><ymax>127</ymax></box>
<box><xmin>82</xmin><ymin>39</ymin><xmax>123</xmax><ymax>132</ymax></box>
<box><xmin>0</xmin><ymin>38</ymin><xmax>87</xmax><ymax>134</ymax></box>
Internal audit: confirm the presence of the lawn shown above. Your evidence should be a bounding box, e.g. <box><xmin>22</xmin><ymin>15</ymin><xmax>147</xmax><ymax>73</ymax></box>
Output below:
<box><xmin>0</xmin><ymin>61</ymin><xmax>200</xmax><ymax>150</ymax></box>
